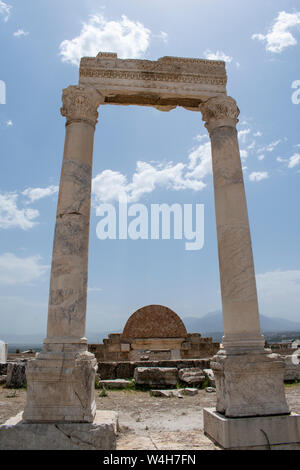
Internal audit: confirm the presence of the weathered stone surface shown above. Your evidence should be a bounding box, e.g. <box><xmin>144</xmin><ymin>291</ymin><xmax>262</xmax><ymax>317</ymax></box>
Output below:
<box><xmin>205</xmin><ymin>387</ymin><xmax>216</xmax><ymax>393</ymax></box>
<box><xmin>204</xmin><ymin>408</ymin><xmax>300</xmax><ymax>450</ymax></box>
<box><xmin>116</xmin><ymin>362</ymin><xmax>135</xmax><ymax>379</ymax></box>
<box><xmin>0</xmin><ymin>410</ymin><xmax>118</xmax><ymax>450</ymax></box>
<box><xmin>6</xmin><ymin>362</ymin><xmax>27</xmax><ymax>388</ymax></box>
<box><xmin>211</xmin><ymin>352</ymin><xmax>289</xmax><ymax>417</ymax></box>
<box><xmin>0</xmin><ymin>375</ymin><xmax>7</xmax><ymax>385</ymax></box>
<box><xmin>150</xmin><ymin>389</ymin><xmax>183</xmax><ymax>398</ymax></box>
<box><xmin>123</xmin><ymin>305</ymin><xmax>187</xmax><ymax>339</ymax></box>
<box><xmin>181</xmin><ymin>388</ymin><xmax>198</xmax><ymax>396</ymax></box>
<box><xmin>178</xmin><ymin>368</ymin><xmax>205</xmax><ymax>386</ymax></box>
<box><xmin>79</xmin><ymin>53</ymin><xmax>227</xmax><ymax>110</ymax></box>
<box><xmin>98</xmin><ymin>362</ymin><xmax>117</xmax><ymax>379</ymax></box>
<box><xmin>23</xmin><ymin>349</ymin><xmax>97</xmax><ymax>423</ymax></box>
<box><xmin>0</xmin><ymin>363</ymin><xmax>8</xmax><ymax>375</ymax></box>
<box><xmin>134</xmin><ymin>367</ymin><xmax>178</xmax><ymax>387</ymax></box>
<box><xmin>99</xmin><ymin>379</ymin><xmax>131</xmax><ymax>389</ymax></box>
<box><xmin>203</xmin><ymin>368</ymin><xmax>216</xmax><ymax>387</ymax></box>
<box><xmin>282</xmin><ymin>355</ymin><xmax>300</xmax><ymax>382</ymax></box>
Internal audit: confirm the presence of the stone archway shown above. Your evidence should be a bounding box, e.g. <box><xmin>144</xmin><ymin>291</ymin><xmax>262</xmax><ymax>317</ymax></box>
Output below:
<box><xmin>22</xmin><ymin>53</ymin><xmax>293</xmax><ymax>448</ymax></box>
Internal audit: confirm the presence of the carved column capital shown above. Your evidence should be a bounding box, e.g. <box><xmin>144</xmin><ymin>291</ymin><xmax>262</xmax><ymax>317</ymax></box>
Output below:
<box><xmin>61</xmin><ymin>86</ymin><xmax>101</xmax><ymax>126</ymax></box>
<box><xmin>200</xmin><ymin>95</ymin><xmax>240</xmax><ymax>133</ymax></box>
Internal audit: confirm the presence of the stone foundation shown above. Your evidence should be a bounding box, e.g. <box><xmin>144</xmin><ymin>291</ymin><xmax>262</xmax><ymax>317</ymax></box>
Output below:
<box><xmin>204</xmin><ymin>408</ymin><xmax>300</xmax><ymax>450</ymax></box>
<box><xmin>0</xmin><ymin>410</ymin><xmax>118</xmax><ymax>450</ymax></box>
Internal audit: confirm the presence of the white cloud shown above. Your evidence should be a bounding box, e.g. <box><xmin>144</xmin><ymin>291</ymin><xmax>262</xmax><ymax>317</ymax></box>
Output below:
<box><xmin>0</xmin><ymin>193</ymin><xmax>39</xmax><ymax>230</ymax></box>
<box><xmin>259</xmin><ymin>139</ymin><xmax>282</xmax><ymax>153</ymax></box>
<box><xmin>59</xmin><ymin>14</ymin><xmax>151</xmax><ymax>65</ymax></box>
<box><xmin>92</xmin><ymin>140</ymin><xmax>212</xmax><ymax>205</ymax></box>
<box><xmin>0</xmin><ymin>253</ymin><xmax>49</xmax><ymax>285</ymax></box>
<box><xmin>249</xmin><ymin>171</ymin><xmax>269</xmax><ymax>182</ymax></box>
<box><xmin>240</xmin><ymin>149</ymin><xmax>248</xmax><ymax>160</ymax></box>
<box><xmin>13</xmin><ymin>29</ymin><xmax>29</xmax><ymax>38</ymax></box>
<box><xmin>252</xmin><ymin>11</ymin><xmax>300</xmax><ymax>53</ymax></box>
<box><xmin>0</xmin><ymin>1</ymin><xmax>11</xmax><ymax>22</ymax></box>
<box><xmin>254</xmin><ymin>131</ymin><xmax>263</xmax><ymax>137</ymax></box>
<box><xmin>276</xmin><ymin>156</ymin><xmax>287</xmax><ymax>163</ymax></box>
<box><xmin>258</xmin><ymin>154</ymin><xmax>265</xmax><ymax>161</ymax></box>
<box><xmin>22</xmin><ymin>185</ymin><xmax>58</xmax><ymax>203</ymax></box>
<box><xmin>88</xmin><ymin>286</ymin><xmax>103</xmax><ymax>293</ymax></box>
<box><xmin>6</xmin><ymin>120</ymin><xmax>13</xmax><ymax>126</ymax></box>
<box><xmin>256</xmin><ymin>270</ymin><xmax>300</xmax><ymax>321</ymax></box>
<box><xmin>203</xmin><ymin>49</ymin><xmax>233</xmax><ymax>63</ymax></box>
<box><xmin>158</xmin><ymin>31</ymin><xmax>168</xmax><ymax>43</ymax></box>
<box><xmin>238</xmin><ymin>128</ymin><xmax>251</xmax><ymax>143</ymax></box>
<box><xmin>288</xmin><ymin>153</ymin><xmax>300</xmax><ymax>168</ymax></box>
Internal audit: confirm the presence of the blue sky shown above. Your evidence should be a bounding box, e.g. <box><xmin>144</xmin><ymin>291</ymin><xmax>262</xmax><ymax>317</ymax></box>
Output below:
<box><xmin>0</xmin><ymin>0</ymin><xmax>299</xmax><ymax>336</ymax></box>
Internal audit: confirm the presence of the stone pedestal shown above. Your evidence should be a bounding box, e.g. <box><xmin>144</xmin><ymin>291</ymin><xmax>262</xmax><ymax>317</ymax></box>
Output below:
<box><xmin>23</xmin><ymin>346</ymin><xmax>97</xmax><ymax>422</ymax></box>
<box><xmin>0</xmin><ymin>410</ymin><xmax>118</xmax><ymax>450</ymax></box>
<box><xmin>204</xmin><ymin>408</ymin><xmax>300</xmax><ymax>450</ymax></box>
<box><xmin>211</xmin><ymin>351</ymin><xmax>289</xmax><ymax>417</ymax></box>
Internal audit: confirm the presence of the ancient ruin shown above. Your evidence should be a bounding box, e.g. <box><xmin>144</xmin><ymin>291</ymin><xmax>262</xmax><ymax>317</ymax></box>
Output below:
<box><xmin>0</xmin><ymin>341</ymin><xmax>7</xmax><ymax>364</ymax></box>
<box><xmin>1</xmin><ymin>51</ymin><xmax>299</xmax><ymax>450</ymax></box>
<box><xmin>89</xmin><ymin>305</ymin><xmax>219</xmax><ymax>361</ymax></box>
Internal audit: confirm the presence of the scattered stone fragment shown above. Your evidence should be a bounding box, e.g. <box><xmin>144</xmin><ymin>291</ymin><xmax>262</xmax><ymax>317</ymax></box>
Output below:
<box><xmin>182</xmin><ymin>388</ymin><xmax>198</xmax><ymax>396</ymax></box>
<box><xmin>205</xmin><ymin>387</ymin><xmax>216</xmax><ymax>393</ymax></box>
<box><xmin>150</xmin><ymin>390</ymin><xmax>183</xmax><ymax>398</ymax></box>
<box><xmin>178</xmin><ymin>368</ymin><xmax>205</xmax><ymax>386</ymax></box>
<box><xmin>98</xmin><ymin>379</ymin><xmax>132</xmax><ymax>389</ymax></box>
<box><xmin>134</xmin><ymin>367</ymin><xmax>178</xmax><ymax>386</ymax></box>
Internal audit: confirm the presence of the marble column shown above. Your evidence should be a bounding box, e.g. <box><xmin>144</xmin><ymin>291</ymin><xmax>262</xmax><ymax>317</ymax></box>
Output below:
<box><xmin>23</xmin><ymin>86</ymin><xmax>102</xmax><ymax>423</ymax></box>
<box><xmin>200</xmin><ymin>96</ymin><xmax>289</xmax><ymax>417</ymax></box>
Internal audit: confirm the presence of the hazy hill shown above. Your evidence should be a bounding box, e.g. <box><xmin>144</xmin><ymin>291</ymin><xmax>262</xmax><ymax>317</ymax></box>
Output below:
<box><xmin>183</xmin><ymin>310</ymin><xmax>300</xmax><ymax>335</ymax></box>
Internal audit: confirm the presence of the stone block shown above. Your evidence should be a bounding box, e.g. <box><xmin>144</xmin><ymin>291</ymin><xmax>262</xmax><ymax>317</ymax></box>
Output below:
<box><xmin>116</xmin><ymin>362</ymin><xmax>135</xmax><ymax>379</ymax></box>
<box><xmin>150</xmin><ymin>389</ymin><xmax>183</xmax><ymax>398</ymax></box>
<box><xmin>0</xmin><ymin>410</ymin><xmax>118</xmax><ymax>450</ymax></box>
<box><xmin>6</xmin><ymin>362</ymin><xmax>27</xmax><ymax>388</ymax></box>
<box><xmin>204</xmin><ymin>408</ymin><xmax>300</xmax><ymax>450</ymax></box>
<box><xmin>178</xmin><ymin>368</ymin><xmax>205</xmax><ymax>386</ymax></box>
<box><xmin>98</xmin><ymin>362</ymin><xmax>117</xmax><ymax>379</ymax></box>
<box><xmin>0</xmin><ymin>375</ymin><xmax>7</xmax><ymax>385</ymax></box>
<box><xmin>0</xmin><ymin>363</ymin><xmax>8</xmax><ymax>375</ymax></box>
<box><xmin>99</xmin><ymin>379</ymin><xmax>131</xmax><ymax>389</ymax></box>
<box><xmin>134</xmin><ymin>367</ymin><xmax>178</xmax><ymax>387</ymax></box>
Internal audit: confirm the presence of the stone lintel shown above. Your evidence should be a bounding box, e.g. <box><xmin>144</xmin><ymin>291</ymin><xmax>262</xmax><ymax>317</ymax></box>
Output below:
<box><xmin>204</xmin><ymin>408</ymin><xmax>300</xmax><ymax>450</ymax></box>
<box><xmin>79</xmin><ymin>52</ymin><xmax>227</xmax><ymax>109</ymax></box>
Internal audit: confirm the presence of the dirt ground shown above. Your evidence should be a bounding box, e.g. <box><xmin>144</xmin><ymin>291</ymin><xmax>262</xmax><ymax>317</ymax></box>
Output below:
<box><xmin>1</xmin><ymin>383</ymin><xmax>300</xmax><ymax>450</ymax></box>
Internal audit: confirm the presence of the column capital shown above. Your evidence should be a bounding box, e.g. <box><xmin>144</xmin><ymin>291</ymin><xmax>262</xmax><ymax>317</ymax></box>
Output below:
<box><xmin>61</xmin><ymin>85</ymin><xmax>102</xmax><ymax>126</ymax></box>
<box><xmin>200</xmin><ymin>95</ymin><xmax>240</xmax><ymax>133</ymax></box>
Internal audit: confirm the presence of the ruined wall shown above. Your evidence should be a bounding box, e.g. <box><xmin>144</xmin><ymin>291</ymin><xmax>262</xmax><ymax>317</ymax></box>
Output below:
<box><xmin>88</xmin><ymin>332</ymin><xmax>219</xmax><ymax>362</ymax></box>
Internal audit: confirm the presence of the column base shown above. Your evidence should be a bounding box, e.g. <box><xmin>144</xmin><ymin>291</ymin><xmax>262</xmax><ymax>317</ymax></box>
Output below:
<box><xmin>204</xmin><ymin>408</ymin><xmax>300</xmax><ymax>450</ymax></box>
<box><xmin>211</xmin><ymin>349</ymin><xmax>290</xmax><ymax>417</ymax></box>
<box><xmin>23</xmin><ymin>342</ymin><xmax>98</xmax><ymax>423</ymax></box>
<box><xmin>0</xmin><ymin>410</ymin><xmax>118</xmax><ymax>450</ymax></box>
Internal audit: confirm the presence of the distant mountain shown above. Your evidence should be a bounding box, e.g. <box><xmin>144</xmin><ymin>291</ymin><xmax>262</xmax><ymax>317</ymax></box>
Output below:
<box><xmin>183</xmin><ymin>311</ymin><xmax>300</xmax><ymax>335</ymax></box>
